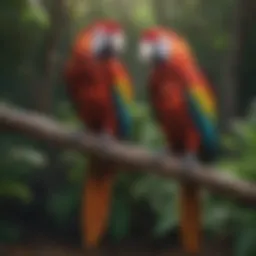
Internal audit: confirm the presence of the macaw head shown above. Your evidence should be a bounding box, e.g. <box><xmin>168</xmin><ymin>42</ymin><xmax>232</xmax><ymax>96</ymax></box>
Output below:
<box><xmin>138</xmin><ymin>27</ymin><xmax>172</xmax><ymax>64</ymax></box>
<box><xmin>88</xmin><ymin>20</ymin><xmax>126</xmax><ymax>58</ymax></box>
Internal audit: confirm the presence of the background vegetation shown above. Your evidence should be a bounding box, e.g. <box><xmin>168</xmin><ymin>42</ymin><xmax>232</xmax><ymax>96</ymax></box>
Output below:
<box><xmin>0</xmin><ymin>0</ymin><xmax>255</xmax><ymax>255</ymax></box>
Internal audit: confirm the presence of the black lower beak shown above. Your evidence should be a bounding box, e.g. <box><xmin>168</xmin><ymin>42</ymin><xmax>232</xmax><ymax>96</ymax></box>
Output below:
<box><xmin>98</xmin><ymin>44</ymin><xmax>115</xmax><ymax>58</ymax></box>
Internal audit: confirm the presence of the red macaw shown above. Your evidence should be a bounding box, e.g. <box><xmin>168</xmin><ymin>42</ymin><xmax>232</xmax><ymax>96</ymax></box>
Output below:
<box><xmin>64</xmin><ymin>20</ymin><xmax>133</xmax><ymax>248</ymax></box>
<box><xmin>139</xmin><ymin>27</ymin><xmax>218</xmax><ymax>254</ymax></box>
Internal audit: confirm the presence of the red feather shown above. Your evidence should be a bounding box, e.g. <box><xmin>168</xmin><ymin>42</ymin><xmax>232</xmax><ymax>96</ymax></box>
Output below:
<box><xmin>64</xmin><ymin>22</ymin><xmax>129</xmax><ymax>249</ymax></box>
<box><xmin>143</xmin><ymin>28</ymin><xmax>214</xmax><ymax>254</ymax></box>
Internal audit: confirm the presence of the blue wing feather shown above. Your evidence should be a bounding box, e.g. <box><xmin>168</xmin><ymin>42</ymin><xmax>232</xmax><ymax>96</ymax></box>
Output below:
<box><xmin>186</xmin><ymin>92</ymin><xmax>219</xmax><ymax>155</ymax></box>
<box><xmin>112</xmin><ymin>87</ymin><xmax>133</xmax><ymax>139</ymax></box>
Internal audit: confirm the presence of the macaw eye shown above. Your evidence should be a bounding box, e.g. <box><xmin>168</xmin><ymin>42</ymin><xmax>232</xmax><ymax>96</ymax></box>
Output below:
<box><xmin>138</xmin><ymin>41</ymin><xmax>154</xmax><ymax>62</ymax></box>
<box><xmin>111</xmin><ymin>32</ymin><xmax>125</xmax><ymax>53</ymax></box>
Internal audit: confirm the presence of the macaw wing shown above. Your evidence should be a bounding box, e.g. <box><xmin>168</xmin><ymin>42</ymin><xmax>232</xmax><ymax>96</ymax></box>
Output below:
<box><xmin>111</xmin><ymin>67</ymin><xmax>133</xmax><ymax>139</ymax></box>
<box><xmin>185</xmin><ymin>83</ymin><xmax>219</xmax><ymax>154</ymax></box>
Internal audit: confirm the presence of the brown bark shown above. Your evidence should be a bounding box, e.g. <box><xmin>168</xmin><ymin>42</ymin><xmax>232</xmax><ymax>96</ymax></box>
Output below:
<box><xmin>0</xmin><ymin>103</ymin><xmax>256</xmax><ymax>206</ymax></box>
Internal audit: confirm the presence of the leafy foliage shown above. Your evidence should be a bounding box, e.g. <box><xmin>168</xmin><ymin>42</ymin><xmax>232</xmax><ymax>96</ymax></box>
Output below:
<box><xmin>0</xmin><ymin>1</ymin><xmax>255</xmax><ymax>255</ymax></box>
<box><xmin>220</xmin><ymin>101</ymin><xmax>256</xmax><ymax>256</ymax></box>
<box><xmin>107</xmin><ymin>100</ymin><xmax>256</xmax><ymax>256</ymax></box>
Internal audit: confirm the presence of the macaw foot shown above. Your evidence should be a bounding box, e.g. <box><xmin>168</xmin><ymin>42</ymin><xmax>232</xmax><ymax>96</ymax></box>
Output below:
<box><xmin>181</xmin><ymin>153</ymin><xmax>200</xmax><ymax>171</ymax></box>
<box><xmin>154</xmin><ymin>146</ymin><xmax>171</xmax><ymax>161</ymax></box>
<box><xmin>156</xmin><ymin>146</ymin><xmax>170</xmax><ymax>156</ymax></box>
<box><xmin>69</xmin><ymin>128</ymin><xmax>86</xmax><ymax>140</ymax></box>
<box><xmin>99</xmin><ymin>131</ymin><xmax>115</xmax><ymax>148</ymax></box>
<box><xmin>153</xmin><ymin>146</ymin><xmax>172</xmax><ymax>164</ymax></box>
<box><xmin>100</xmin><ymin>131</ymin><xmax>114</xmax><ymax>141</ymax></box>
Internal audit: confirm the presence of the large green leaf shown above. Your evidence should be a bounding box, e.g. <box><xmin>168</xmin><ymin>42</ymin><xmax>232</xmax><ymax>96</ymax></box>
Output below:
<box><xmin>235</xmin><ymin>225</ymin><xmax>256</xmax><ymax>256</ymax></box>
<box><xmin>131</xmin><ymin>174</ymin><xmax>178</xmax><ymax>237</ymax></box>
<box><xmin>108</xmin><ymin>192</ymin><xmax>132</xmax><ymax>241</ymax></box>
<box><xmin>46</xmin><ymin>185</ymin><xmax>81</xmax><ymax>228</ymax></box>
<box><xmin>22</xmin><ymin>0</ymin><xmax>49</xmax><ymax>28</ymax></box>
<box><xmin>0</xmin><ymin>221</ymin><xmax>21</xmax><ymax>243</ymax></box>
<box><xmin>0</xmin><ymin>181</ymin><xmax>33</xmax><ymax>204</ymax></box>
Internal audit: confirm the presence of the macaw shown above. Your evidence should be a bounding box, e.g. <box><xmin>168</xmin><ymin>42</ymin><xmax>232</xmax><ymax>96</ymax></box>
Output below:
<box><xmin>138</xmin><ymin>27</ymin><xmax>218</xmax><ymax>254</ymax></box>
<box><xmin>64</xmin><ymin>20</ymin><xmax>133</xmax><ymax>248</ymax></box>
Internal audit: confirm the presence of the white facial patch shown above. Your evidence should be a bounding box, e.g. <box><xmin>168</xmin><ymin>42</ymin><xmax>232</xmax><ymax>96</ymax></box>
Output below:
<box><xmin>138</xmin><ymin>41</ymin><xmax>154</xmax><ymax>63</ymax></box>
<box><xmin>91</xmin><ymin>29</ymin><xmax>107</xmax><ymax>54</ymax></box>
<box><xmin>111</xmin><ymin>32</ymin><xmax>125</xmax><ymax>53</ymax></box>
<box><xmin>139</xmin><ymin>37</ymin><xmax>171</xmax><ymax>63</ymax></box>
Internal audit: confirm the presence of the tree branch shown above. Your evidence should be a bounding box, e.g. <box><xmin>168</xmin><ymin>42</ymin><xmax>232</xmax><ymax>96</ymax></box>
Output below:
<box><xmin>0</xmin><ymin>103</ymin><xmax>255</xmax><ymax>206</ymax></box>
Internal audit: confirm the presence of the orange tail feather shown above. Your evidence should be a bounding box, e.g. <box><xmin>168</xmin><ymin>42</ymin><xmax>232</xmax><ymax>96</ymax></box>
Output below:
<box><xmin>180</xmin><ymin>184</ymin><xmax>201</xmax><ymax>254</ymax></box>
<box><xmin>81</xmin><ymin>157</ymin><xmax>115</xmax><ymax>249</ymax></box>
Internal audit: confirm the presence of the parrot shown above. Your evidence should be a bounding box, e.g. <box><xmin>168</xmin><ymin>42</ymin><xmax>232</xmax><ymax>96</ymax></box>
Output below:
<box><xmin>138</xmin><ymin>27</ymin><xmax>218</xmax><ymax>254</ymax></box>
<box><xmin>64</xmin><ymin>20</ymin><xmax>133</xmax><ymax>249</ymax></box>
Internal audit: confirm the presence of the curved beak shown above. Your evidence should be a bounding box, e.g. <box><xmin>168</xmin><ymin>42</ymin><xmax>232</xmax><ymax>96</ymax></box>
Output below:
<box><xmin>138</xmin><ymin>41</ymin><xmax>153</xmax><ymax>63</ymax></box>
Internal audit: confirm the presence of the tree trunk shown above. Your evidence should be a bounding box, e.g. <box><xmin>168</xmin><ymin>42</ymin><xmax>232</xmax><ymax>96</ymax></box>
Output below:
<box><xmin>219</xmin><ymin>0</ymin><xmax>255</xmax><ymax>130</ymax></box>
<box><xmin>34</xmin><ymin>0</ymin><xmax>68</xmax><ymax>114</ymax></box>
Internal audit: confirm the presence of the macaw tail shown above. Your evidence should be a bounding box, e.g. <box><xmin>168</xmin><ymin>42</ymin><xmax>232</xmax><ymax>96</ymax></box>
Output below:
<box><xmin>81</xmin><ymin>156</ymin><xmax>116</xmax><ymax>249</ymax></box>
<box><xmin>180</xmin><ymin>183</ymin><xmax>201</xmax><ymax>254</ymax></box>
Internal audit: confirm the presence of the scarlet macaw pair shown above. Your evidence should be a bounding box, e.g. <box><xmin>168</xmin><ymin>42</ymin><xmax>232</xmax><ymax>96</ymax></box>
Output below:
<box><xmin>64</xmin><ymin>20</ymin><xmax>218</xmax><ymax>254</ymax></box>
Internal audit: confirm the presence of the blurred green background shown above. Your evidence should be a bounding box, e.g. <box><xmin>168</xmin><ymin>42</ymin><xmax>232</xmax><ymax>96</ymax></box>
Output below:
<box><xmin>0</xmin><ymin>0</ymin><xmax>255</xmax><ymax>255</ymax></box>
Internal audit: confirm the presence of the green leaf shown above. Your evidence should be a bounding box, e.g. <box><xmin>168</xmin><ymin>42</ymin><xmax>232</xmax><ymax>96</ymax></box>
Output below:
<box><xmin>131</xmin><ymin>174</ymin><xmax>178</xmax><ymax>237</ymax></box>
<box><xmin>0</xmin><ymin>181</ymin><xmax>33</xmax><ymax>204</ymax></box>
<box><xmin>153</xmin><ymin>199</ymin><xmax>178</xmax><ymax>236</ymax></box>
<box><xmin>61</xmin><ymin>150</ymin><xmax>87</xmax><ymax>184</ymax></box>
<box><xmin>22</xmin><ymin>1</ymin><xmax>49</xmax><ymax>28</ymax></box>
<box><xmin>46</xmin><ymin>186</ymin><xmax>81</xmax><ymax>228</ymax></box>
<box><xmin>9</xmin><ymin>147</ymin><xmax>47</xmax><ymax>169</ymax></box>
<box><xmin>108</xmin><ymin>192</ymin><xmax>131</xmax><ymax>241</ymax></box>
<box><xmin>235</xmin><ymin>225</ymin><xmax>256</xmax><ymax>256</ymax></box>
<box><xmin>0</xmin><ymin>221</ymin><xmax>21</xmax><ymax>243</ymax></box>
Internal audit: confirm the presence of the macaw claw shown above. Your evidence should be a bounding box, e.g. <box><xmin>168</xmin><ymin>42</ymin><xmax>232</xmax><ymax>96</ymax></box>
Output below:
<box><xmin>157</xmin><ymin>146</ymin><xmax>170</xmax><ymax>156</ymax></box>
<box><xmin>181</xmin><ymin>153</ymin><xmax>199</xmax><ymax>171</ymax></box>
<box><xmin>99</xmin><ymin>131</ymin><xmax>115</xmax><ymax>149</ymax></box>
<box><xmin>69</xmin><ymin>129</ymin><xmax>86</xmax><ymax>140</ymax></box>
